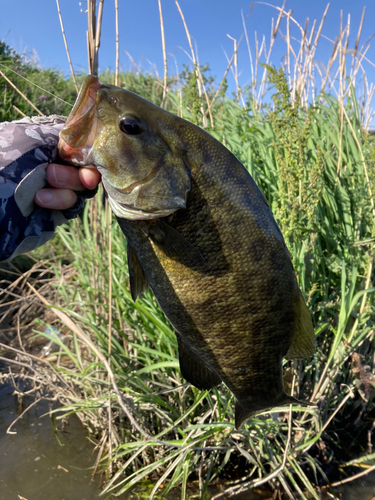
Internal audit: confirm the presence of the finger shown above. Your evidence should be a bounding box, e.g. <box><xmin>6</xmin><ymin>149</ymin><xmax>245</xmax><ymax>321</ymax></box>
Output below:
<box><xmin>34</xmin><ymin>188</ymin><xmax>78</xmax><ymax>210</ymax></box>
<box><xmin>79</xmin><ymin>167</ymin><xmax>101</xmax><ymax>190</ymax></box>
<box><xmin>46</xmin><ymin>164</ymin><xmax>85</xmax><ymax>191</ymax></box>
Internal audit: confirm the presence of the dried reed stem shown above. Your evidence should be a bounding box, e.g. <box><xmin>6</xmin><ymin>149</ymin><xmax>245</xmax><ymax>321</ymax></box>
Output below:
<box><xmin>208</xmin><ymin>48</ymin><xmax>237</xmax><ymax>113</ymax></box>
<box><xmin>175</xmin><ymin>0</ymin><xmax>208</xmax><ymax>127</ymax></box>
<box><xmin>95</xmin><ymin>0</ymin><xmax>105</xmax><ymax>69</ymax></box>
<box><xmin>12</xmin><ymin>105</ymin><xmax>26</xmax><ymax>117</ymax></box>
<box><xmin>87</xmin><ymin>0</ymin><xmax>104</xmax><ymax>76</ymax></box>
<box><xmin>0</xmin><ymin>69</ymin><xmax>44</xmax><ymax>116</ymax></box>
<box><xmin>350</xmin><ymin>7</ymin><xmax>365</xmax><ymax>81</ymax></box>
<box><xmin>107</xmin><ymin>208</ymin><xmax>112</xmax><ymax>357</ymax></box>
<box><xmin>241</xmin><ymin>10</ymin><xmax>255</xmax><ymax>98</ymax></box>
<box><xmin>115</xmin><ymin>0</ymin><xmax>120</xmax><ymax>86</ymax></box>
<box><xmin>56</xmin><ymin>0</ymin><xmax>79</xmax><ymax>93</ymax></box>
<box><xmin>158</xmin><ymin>0</ymin><xmax>168</xmax><ymax>107</ymax></box>
<box><xmin>257</xmin><ymin>0</ymin><xmax>286</xmax><ymax>104</ymax></box>
<box><xmin>87</xmin><ymin>0</ymin><xmax>95</xmax><ymax>73</ymax></box>
<box><xmin>227</xmin><ymin>34</ymin><xmax>245</xmax><ymax>108</ymax></box>
<box><xmin>329</xmin><ymin>464</ymin><xmax>375</xmax><ymax>488</ymax></box>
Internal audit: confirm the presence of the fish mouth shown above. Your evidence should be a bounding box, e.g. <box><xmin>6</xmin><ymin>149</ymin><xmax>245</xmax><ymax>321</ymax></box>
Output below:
<box><xmin>116</xmin><ymin>165</ymin><xmax>161</xmax><ymax>194</ymax></box>
<box><xmin>58</xmin><ymin>75</ymin><xmax>101</xmax><ymax>165</ymax></box>
<box><xmin>100</xmin><ymin>164</ymin><xmax>185</xmax><ymax>220</ymax></box>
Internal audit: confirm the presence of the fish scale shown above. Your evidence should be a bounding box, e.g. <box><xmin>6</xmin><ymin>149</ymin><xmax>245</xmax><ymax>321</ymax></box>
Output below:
<box><xmin>58</xmin><ymin>75</ymin><xmax>315</xmax><ymax>428</ymax></box>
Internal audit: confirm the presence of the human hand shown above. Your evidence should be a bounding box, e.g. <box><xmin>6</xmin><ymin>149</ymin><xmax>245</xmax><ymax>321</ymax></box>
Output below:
<box><xmin>34</xmin><ymin>164</ymin><xmax>101</xmax><ymax>210</ymax></box>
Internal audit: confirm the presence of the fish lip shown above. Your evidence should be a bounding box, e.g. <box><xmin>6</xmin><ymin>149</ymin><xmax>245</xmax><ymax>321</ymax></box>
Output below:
<box><xmin>96</xmin><ymin>164</ymin><xmax>161</xmax><ymax>195</ymax></box>
<box><xmin>101</xmin><ymin>172</ymin><xmax>186</xmax><ymax>220</ymax></box>
<box><xmin>116</xmin><ymin>165</ymin><xmax>161</xmax><ymax>194</ymax></box>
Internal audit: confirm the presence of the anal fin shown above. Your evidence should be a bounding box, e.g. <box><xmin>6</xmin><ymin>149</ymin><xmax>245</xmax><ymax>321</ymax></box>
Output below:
<box><xmin>127</xmin><ymin>244</ymin><xmax>149</xmax><ymax>301</ymax></box>
<box><xmin>177</xmin><ymin>335</ymin><xmax>221</xmax><ymax>390</ymax></box>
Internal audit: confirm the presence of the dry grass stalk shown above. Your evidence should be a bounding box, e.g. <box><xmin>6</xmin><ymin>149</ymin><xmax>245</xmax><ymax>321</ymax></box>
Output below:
<box><xmin>213</xmin><ymin>379</ymin><xmax>296</xmax><ymax>499</ymax></box>
<box><xmin>24</xmin><ymin>282</ymin><xmax>201</xmax><ymax>450</ymax></box>
<box><xmin>241</xmin><ymin>10</ymin><xmax>255</xmax><ymax>97</ymax></box>
<box><xmin>158</xmin><ymin>0</ymin><xmax>168</xmax><ymax>107</ymax></box>
<box><xmin>86</xmin><ymin>0</ymin><xmax>104</xmax><ymax>76</ymax></box>
<box><xmin>226</xmin><ymin>34</ymin><xmax>245</xmax><ymax>108</ymax></box>
<box><xmin>0</xmin><ymin>69</ymin><xmax>44</xmax><ymax>116</ymax></box>
<box><xmin>55</xmin><ymin>0</ymin><xmax>79</xmax><ymax>93</ymax></box>
<box><xmin>175</xmin><ymin>0</ymin><xmax>209</xmax><ymax>127</ymax></box>
<box><xmin>169</xmin><ymin>52</ymin><xmax>183</xmax><ymax>117</ymax></box>
<box><xmin>285</xmin><ymin>10</ymin><xmax>292</xmax><ymax>91</ymax></box>
<box><xmin>246</xmin><ymin>2</ymin><xmax>375</xmax><ymax>128</ymax></box>
<box><xmin>107</xmin><ymin>201</ymin><xmax>113</xmax><ymax>356</ymax></box>
<box><xmin>208</xmin><ymin>46</ymin><xmax>238</xmax><ymax>113</ymax></box>
<box><xmin>256</xmin><ymin>0</ymin><xmax>286</xmax><ymax>105</ymax></box>
<box><xmin>115</xmin><ymin>0</ymin><xmax>120</xmax><ymax>86</ymax></box>
<box><xmin>329</xmin><ymin>464</ymin><xmax>375</xmax><ymax>488</ymax></box>
<box><xmin>12</xmin><ymin>105</ymin><xmax>26</xmax><ymax>117</ymax></box>
<box><xmin>25</xmin><ymin>282</ymin><xmax>151</xmax><ymax>440</ymax></box>
<box><xmin>95</xmin><ymin>0</ymin><xmax>105</xmax><ymax>71</ymax></box>
<box><xmin>87</xmin><ymin>0</ymin><xmax>95</xmax><ymax>74</ymax></box>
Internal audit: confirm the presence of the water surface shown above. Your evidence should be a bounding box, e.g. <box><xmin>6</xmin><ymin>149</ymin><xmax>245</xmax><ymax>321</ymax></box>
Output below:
<box><xmin>0</xmin><ymin>383</ymin><xmax>103</xmax><ymax>500</ymax></box>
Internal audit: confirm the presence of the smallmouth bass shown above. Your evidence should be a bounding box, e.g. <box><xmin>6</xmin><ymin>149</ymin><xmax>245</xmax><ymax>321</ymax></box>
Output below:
<box><xmin>58</xmin><ymin>75</ymin><xmax>314</xmax><ymax>428</ymax></box>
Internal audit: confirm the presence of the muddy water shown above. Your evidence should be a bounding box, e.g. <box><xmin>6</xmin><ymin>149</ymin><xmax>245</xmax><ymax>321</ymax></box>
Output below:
<box><xmin>0</xmin><ymin>383</ymin><xmax>105</xmax><ymax>500</ymax></box>
<box><xmin>1</xmin><ymin>381</ymin><xmax>375</xmax><ymax>500</ymax></box>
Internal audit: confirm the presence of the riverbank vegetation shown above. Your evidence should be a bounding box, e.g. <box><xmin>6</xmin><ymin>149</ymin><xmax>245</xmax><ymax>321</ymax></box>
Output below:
<box><xmin>1</xmin><ymin>2</ymin><xmax>375</xmax><ymax>499</ymax></box>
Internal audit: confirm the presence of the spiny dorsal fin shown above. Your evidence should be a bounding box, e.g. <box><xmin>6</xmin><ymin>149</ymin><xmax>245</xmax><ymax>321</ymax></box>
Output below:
<box><xmin>127</xmin><ymin>244</ymin><xmax>149</xmax><ymax>301</ymax></box>
<box><xmin>286</xmin><ymin>292</ymin><xmax>315</xmax><ymax>359</ymax></box>
<box><xmin>177</xmin><ymin>334</ymin><xmax>221</xmax><ymax>390</ymax></box>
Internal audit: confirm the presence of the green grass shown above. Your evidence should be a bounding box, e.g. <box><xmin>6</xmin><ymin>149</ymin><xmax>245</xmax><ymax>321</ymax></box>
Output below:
<box><xmin>15</xmin><ymin>68</ymin><xmax>372</xmax><ymax>499</ymax></box>
<box><xmin>1</xmin><ymin>7</ymin><xmax>375</xmax><ymax>497</ymax></box>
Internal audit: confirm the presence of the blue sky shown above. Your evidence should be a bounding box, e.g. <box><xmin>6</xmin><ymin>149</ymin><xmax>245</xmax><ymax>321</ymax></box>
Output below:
<box><xmin>1</xmin><ymin>0</ymin><xmax>375</xmax><ymax>101</ymax></box>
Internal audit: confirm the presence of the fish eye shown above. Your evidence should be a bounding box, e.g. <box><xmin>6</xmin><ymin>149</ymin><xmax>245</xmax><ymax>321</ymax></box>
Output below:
<box><xmin>119</xmin><ymin>115</ymin><xmax>143</xmax><ymax>135</ymax></box>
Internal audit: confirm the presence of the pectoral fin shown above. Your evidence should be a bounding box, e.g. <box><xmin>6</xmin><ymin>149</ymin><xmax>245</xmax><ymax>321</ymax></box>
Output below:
<box><xmin>177</xmin><ymin>334</ymin><xmax>221</xmax><ymax>390</ymax></box>
<box><xmin>145</xmin><ymin>220</ymin><xmax>206</xmax><ymax>270</ymax></box>
<box><xmin>127</xmin><ymin>244</ymin><xmax>149</xmax><ymax>301</ymax></box>
<box><xmin>286</xmin><ymin>292</ymin><xmax>315</xmax><ymax>359</ymax></box>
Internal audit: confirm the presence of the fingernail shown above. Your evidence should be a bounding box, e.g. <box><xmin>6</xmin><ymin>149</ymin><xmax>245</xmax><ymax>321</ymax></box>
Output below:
<box><xmin>35</xmin><ymin>190</ymin><xmax>53</xmax><ymax>206</ymax></box>
<box><xmin>52</xmin><ymin>164</ymin><xmax>69</xmax><ymax>185</ymax></box>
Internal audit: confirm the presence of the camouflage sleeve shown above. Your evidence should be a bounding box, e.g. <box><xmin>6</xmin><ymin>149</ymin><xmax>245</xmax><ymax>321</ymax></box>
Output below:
<box><xmin>0</xmin><ymin>115</ymin><xmax>97</xmax><ymax>262</ymax></box>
